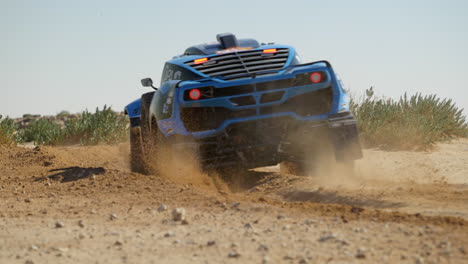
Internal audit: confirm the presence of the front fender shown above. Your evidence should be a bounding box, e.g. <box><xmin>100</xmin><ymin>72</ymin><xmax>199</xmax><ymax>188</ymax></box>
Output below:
<box><xmin>150</xmin><ymin>80</ymin><xmax>180</xmax><ymax>121</ymax></box>
<box><xmin>125</xmin><ymin>98</ymin><xmax>142</xmax><ymax>119</ymax></box>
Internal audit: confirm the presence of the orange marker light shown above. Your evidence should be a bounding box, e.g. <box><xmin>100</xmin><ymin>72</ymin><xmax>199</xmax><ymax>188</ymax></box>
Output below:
<box><xmin>194</xmin><ymin>58</ymin><xmax>208</xmax><ymax>64</ymax></box>
<box><xmin>263</xmin><ymin>48</ymin><xmax>277</xmax><ymax>54</ymax></box>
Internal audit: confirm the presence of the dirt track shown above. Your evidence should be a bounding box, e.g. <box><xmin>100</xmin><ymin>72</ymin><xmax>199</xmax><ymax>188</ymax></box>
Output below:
<box><xmin>1</xmin><ymin>140</ymin><xmax>468</xmax><ymax>263</ymax></box>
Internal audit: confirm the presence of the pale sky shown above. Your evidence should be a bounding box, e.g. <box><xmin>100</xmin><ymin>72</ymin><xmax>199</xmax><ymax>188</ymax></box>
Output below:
<box><xmin>1</xmin><ymin>0</ymin><xmax>467</xmax><ymax>118</ymax></box>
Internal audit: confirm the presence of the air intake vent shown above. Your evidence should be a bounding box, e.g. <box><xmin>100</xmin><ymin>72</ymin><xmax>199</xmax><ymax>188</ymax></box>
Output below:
<box><xmin>185</xmin><ymin>48</ymin><xmax>289</xmax><ymax>80</ymax></box>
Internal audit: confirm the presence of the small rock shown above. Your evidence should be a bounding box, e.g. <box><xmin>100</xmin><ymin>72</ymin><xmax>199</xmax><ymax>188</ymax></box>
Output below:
<box><xmin>78</xmin><ymin>234</ymin><xmax>85</xmax><ymax>239</ymax></box>
<box><xmin>351</xmin><ymin>207</ymin><xmax>364</xmax><ymax>214</ymax></box>
<box><xmin>228</xmin><ymin>251</ymin><xmax>240</xmax><ymax>258</ymax></box>
<box><xmin>283</xmin><ymin>255</ymin><xmax>294</xmax><ymax>260</ymax></box>
<box><xmin>181</xmin><ymin>219</ymin><xmax>189</xmax><ymax>225</ymax></box>
<box><xmin>78</xmin><ymin>220</ymin><xmax>85</xmax><ymax>228</ymax></box>
<box><xmin>164</xmin><ymin>232</ymin><xmax>175</xmax><ymax>238</ymax></box>
<box><xmin>277</xmin><ymin>215</ymin><xmax>286</xmax><ymax>220</ymax></box>
<box><xmin>104</xmin><ymin>231</ymin><xmax>120</xmax><ymax>236</ymax></box>
<box><xmin>110</xmin><ymin>213</ymin><xmax>118</xmax><ymax>220</ymax></box>
<box><xmin>55</xmin><ymin>221</ymin><xmax>65</xmax><ymax>228</ymax></box>
<box><xmin>244</xmin><ymin>223</ymin><xmax>254</xmax><ymax>229</ymax></box>
<box><xmin>299</xmin><ymin>258</ymin><xmax>308</xmax><ymax>264</ymax></box>
<box><xmin>355</xmin><ymin>248</ymin><xmax>366</xmax><ymax>259</ymax></box>
<box><xmin>24</xmin><ymin>260</ymin><xmax>34</xmax><ymax>264</ymax></box>
<box><xmin>114</xmin><ymin>240</ymin><xmax>123</xmax><ymax>246</ymax></box>
<box><xmin>459</xmin><ymin>247</ymin><xmax>466</xmax><ymax>254</ymax></box>
<box><xmin>258</xmin><ymin>244</ymin><xmax>269</xmax><ymax>251</ymax></box>
<box><xmin>29</xmin><ymin>245</ymin><xmax>39</xmax><ymax>251</ymax></box>
<box><xmin>354</xmin><ymin>227</ymin><xmax>367</xmax><ymax>233</ymax></box>
<box><xmin>158</xmin><ymin>204</ymin><xmax>168</xmax><ymax>212</ymax></box>
<box><xmin>231</xmin><ymin>202</ymin><xmax>241</xmax><ymax>209</ymax></box>
<box><xmin>90</xmin><ymin>209</ymin><xmax>97</xmax><ymax>214</ymax></box>
<box><xmin>173</xmin><ymin>239</ymin><xmax>180</xmax><ymax>244</ymax></box>
<box><xmin>318</xmin><ymin>234</ymin><xmax>335</xmax><ymax>242</ymax></box>
<box><xmin>282</xmin><ymin>225</ymin><xmax>290</xmax><ymax>230</ymax></box>
<box><xmin>207</xmin><ymin>240</ymin><xmax>216</xmax><ymax>246</ymax></box>
<box><xmin>262</xmin><ymin>256</ymin><xmax>270</xmax><ymax>264</ymax></box>
<box><xmin>415</xmin><ymin>257</ymin><xmax>424</xmax><ymax>264</ymax></box>
<box><xmin>55</xmin><ymin>247</ymin><xmax>68</xmax><ymax>252</ymax></box>
<box><xmin>24</xmin><ymin>198</ymin><xmax>32</xmax><ymax>203</ymax></box>
<box><xmin>172</xmin><ymin>208</ymin><xmax>186</xmax><ymax>221</ymax></box>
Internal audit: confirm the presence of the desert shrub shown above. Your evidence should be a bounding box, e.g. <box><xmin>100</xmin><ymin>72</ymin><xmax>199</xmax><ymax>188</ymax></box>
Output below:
<box><xmin>17</xmin><ymin>118</ymin><xmax>64</xmax><ymax>145</ymax></box>
<box><xmin>351</xmin><ymin>88</ymin><xmax>468</xmax><ymax>150</ymax></box>
<box><xmin>0</xmin><ymin>115</ymin><xmax>17</xmax><ymax>146</ymax></box>
<box><xmin>14</xmin><ymin>106</ymin><xmax>127</xmax><ymax>146</ymax></box>
<box><xmin>63</xmin><ymin>105</ymin><xmax>127</xmax><ymax>145</ymax></box>
<box><xmin>56</xmin><ymin>110</ymin><xmax>71</xmax><ymax>119</ymax></box>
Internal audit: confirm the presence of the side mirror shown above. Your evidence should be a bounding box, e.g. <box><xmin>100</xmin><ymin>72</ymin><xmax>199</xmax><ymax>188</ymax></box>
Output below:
<box><xmin>141</xmin><ymin>78</ymin><xmax>157</xmax><ymax>90</ymax></box>
<box><xmin>141</xmin><ymin>78</ymin><xmax>153</xmax><ymax>87</ymax></box>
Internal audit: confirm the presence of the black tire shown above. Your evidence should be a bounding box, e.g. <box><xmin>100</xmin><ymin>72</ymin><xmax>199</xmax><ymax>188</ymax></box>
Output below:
<box><xmin>130</xmin><ymin>126</ymin><xmax>146</xmax><ymax>173</ymax></box>
<box><xmin>129</xmin><ymin>92</ymin><xmax>154</xmax><ymax>174</ymax></box>
<box><xmin>139</xmin><ymin>92</ymin><xmax>155</xmax><ymax>140</ymax></box>
<box><xmin>145</xmin><ymin>117</ymin><xmax>166</xmax><ymax>174</ymax></box>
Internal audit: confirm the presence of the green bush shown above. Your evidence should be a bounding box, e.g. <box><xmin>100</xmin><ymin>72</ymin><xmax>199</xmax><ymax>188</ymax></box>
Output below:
<box><xmin>56</xmin><ymin>110</ymin><xmax>71</xmax><ymax>119</ymax></box>
<box><xmin>0</xmin><ymin>115</ymin><xmax>17</xmax><ymax>146</ymax></box>
<box><xmin>16</xmin><ymin>118</ymin><xmax>64</xmax><ymax>145</ymax></box>
<box><xmin>352</xmin><ymin>88</ymin><xmax>468</xmax><ymax>150</ymax></box>
<box><xmin>63</xmin><ymin>105</ymin><xmax>127</xmax><ymax>145</ymax></box>
<box><xmin>14</xmin><ymin>106</ymin><xmax>127</xmax><ymax>146</ymax></box>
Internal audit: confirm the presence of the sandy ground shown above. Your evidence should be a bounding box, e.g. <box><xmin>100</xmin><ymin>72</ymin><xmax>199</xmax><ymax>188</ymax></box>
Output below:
<box><xmin>0</xmin><ymin>139</ymin><xmax>467</xmax><ymax>263</ymax></box>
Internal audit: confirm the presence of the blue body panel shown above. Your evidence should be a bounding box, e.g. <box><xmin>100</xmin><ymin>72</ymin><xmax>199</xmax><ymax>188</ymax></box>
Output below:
<box><xmin>125</xmin><ymin>45</ymin><xmax>351</xmax><ymax>140</ymax></box>
<box><xmin>126</xmin><ymin>98</ymin><xmax>141</xmax><ymax>119</ymax></box>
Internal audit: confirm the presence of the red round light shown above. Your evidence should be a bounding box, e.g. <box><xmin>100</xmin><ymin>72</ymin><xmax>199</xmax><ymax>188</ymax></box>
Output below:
<box><xmin>310</xmin><ymin>72</ymin><xmax>322</xmax><ymax>83</ymax></box>
<box><xmin>189</xmin><ymin>89</ymin><xmax>201</xmax><ymax>100</ymax></box>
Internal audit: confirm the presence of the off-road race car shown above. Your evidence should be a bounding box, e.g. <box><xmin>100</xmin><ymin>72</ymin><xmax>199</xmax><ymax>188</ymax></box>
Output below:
<box><xmin>125</xmin><ymin>33</ymin><xmax>362</xmax><ymax>175</ymax></box>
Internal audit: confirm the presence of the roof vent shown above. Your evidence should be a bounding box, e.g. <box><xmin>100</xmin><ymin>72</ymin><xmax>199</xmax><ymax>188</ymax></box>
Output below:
<box><xmin>216</xmin><ymin>33</ymin><xmax>239</xmax><ymax>49</ymax></box>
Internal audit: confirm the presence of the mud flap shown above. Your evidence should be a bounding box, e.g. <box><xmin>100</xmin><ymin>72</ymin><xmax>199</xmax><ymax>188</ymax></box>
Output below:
<box><xmin>328</xmin><ymin>119</ymin><xmax>363</xmax><ymax>162</ymax></box>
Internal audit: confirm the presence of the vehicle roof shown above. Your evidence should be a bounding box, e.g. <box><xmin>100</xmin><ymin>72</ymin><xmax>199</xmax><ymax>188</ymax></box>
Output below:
<box><xmin>184</xmin><ymin>38</ymin><xmax>261</xmax><ymax>56</ymax></box>
<box><xmin>168</xmin><ymin>43</ymin><xmax>295</xmax><ymax>65</ymax></box>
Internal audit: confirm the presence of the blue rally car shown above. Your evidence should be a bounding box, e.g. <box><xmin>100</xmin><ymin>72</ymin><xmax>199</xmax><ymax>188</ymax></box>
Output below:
<box><xmin>125</xmin><ymin>33</ymin><xmax>362</xmax><ymax>175</ymax></box>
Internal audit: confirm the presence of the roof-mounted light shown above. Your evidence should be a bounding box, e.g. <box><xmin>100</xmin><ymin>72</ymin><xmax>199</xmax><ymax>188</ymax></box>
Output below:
<box><xmin>194</xmin><ymin>58</ymin><xmax>208</xmax><ymax>64</ymax></box>
<box><xmin>263</xmin><ymin>48</ymin><xmax>277</xmax><ymax>54</ymax></box>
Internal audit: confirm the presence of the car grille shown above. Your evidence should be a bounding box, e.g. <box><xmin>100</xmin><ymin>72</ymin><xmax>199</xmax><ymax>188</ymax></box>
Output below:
<box><xmin>181</xmin><ymin>87</ymin><xmax>334</xmax><ymax>132</ymax></box>
<box><xmin>184</xmin><ymin>48</ymin><xmax>289</xmax><ymax>80</ymax></box>
<box><xmin>260</xmin><ymin>87</ymin><xmax>333</xmax><ymax>117</ymax></box>
<box><xmin>182</xmin><ymin>71</ymin><xmax>327</xmax><ymax>101</ymax></box>
<box><xmin>181</xmin><ymin>107</ymin><xmax>256</xmax><ymax>132</ymax></box>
